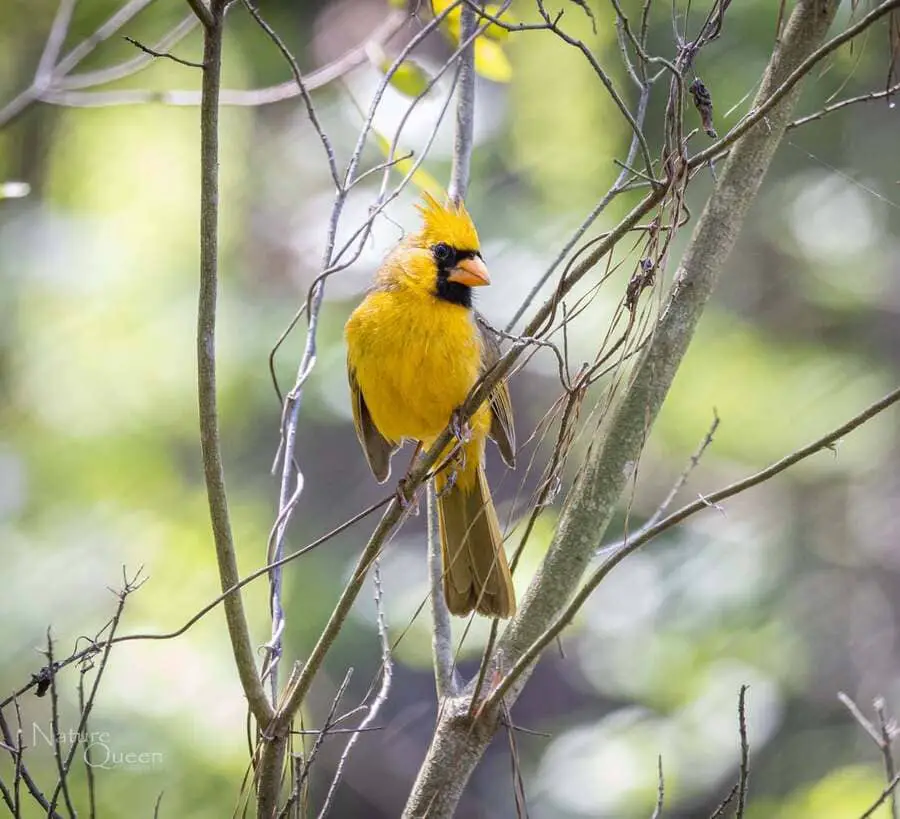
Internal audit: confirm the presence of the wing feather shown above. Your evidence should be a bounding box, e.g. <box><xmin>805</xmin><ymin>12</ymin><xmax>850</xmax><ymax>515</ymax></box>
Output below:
<box><xmin>477</xmin><ymin>317</ymin><xmax>516</xmax><ymax>468</ymax></box>
<box><xmin>348</xmin><ymin>360</ymin><xmax>396</xmax><ymax>483</ymax></box>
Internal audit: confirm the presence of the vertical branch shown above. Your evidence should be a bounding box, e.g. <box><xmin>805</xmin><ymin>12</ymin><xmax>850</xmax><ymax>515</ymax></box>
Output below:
<box><xmin>875</xmin><ymin>698</ymin><xmax>899</xmax><ymax>819</ymax></box>
<box><xmin>429</xmin><ymin>484</ymin><xmax>459</xmax><ymax>699</ymax></box>
<box><xmin>192</xmin><ymin>0</ymin><xmax>274</xmax><ymax>727</ymax></box>
<box><xmin>46</xmin><ymin>633</ymin><xmax>76</xmax><ymax>818</ymax></box>
<box><xmin>448</xmin><ymin>2</ymin><xmax>477</xmax><ymax>204</ymax></box>
<box><xmin>428</xmin><ymin>0</ymin><xmax>478</xmax><ymax>704</ymax></box>
<box><xmin>736</xmin><ymin>685</ymin><xmax>750</xmax><ymax>818</ymax></box>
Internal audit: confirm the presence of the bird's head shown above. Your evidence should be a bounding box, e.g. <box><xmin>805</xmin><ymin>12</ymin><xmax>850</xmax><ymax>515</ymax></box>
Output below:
<box><xmin>391</xmin><ymin>192</ymin><xmax>490</xmax><ymax>308</ymax></box>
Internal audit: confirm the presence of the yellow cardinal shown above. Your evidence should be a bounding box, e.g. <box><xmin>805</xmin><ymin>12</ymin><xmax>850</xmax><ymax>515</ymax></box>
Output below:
<box><xmin>344</xmin><ymin>193</ymin><xmax>516</xmax><ymax>618</ymax></box>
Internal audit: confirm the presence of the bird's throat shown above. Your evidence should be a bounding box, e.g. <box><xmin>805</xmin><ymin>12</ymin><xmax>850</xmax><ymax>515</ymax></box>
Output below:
<box><xmin>435</xmin><ymin>278</ymin><xmax>472</xmax><ymax>308</ymax></box>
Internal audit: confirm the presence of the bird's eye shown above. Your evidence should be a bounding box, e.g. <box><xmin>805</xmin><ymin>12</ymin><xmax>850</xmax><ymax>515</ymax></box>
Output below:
<box><xmin>432</xmin><ymin>243</ymin><xmax>454</xmax><ymax>264</ymax></box>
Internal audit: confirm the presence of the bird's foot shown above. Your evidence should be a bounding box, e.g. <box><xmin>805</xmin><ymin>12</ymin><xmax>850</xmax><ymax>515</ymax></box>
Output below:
<box><xmin>450</xmin><ymin>407</ymin><xmax>472</xmax><ymax>445</ymax></box>
<box><xmin>396</xmin><ymin>477</ymin><xmax>421</xmax><ymax>515</ymax></box>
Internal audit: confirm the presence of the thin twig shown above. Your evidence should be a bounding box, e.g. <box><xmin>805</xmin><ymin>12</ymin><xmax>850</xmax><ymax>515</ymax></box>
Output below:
<box><xmin>875</xmin><ymin>698</ymin><xmax>899</xmax><ymax>819</ymax></box>
<box><xmin>503</xmin><ymin>701</ymin><xmax>530</xmax><ymax>819</ymax></box>
<box><xmin>690</xmin><ymin>0</ymin><xmax>900</xmax><ymax>169</ymax></box>
<box><xmin>506</xmin><ymin>81</ymin><xmax>653</xmax><ymax>330</ymax></box>
<box><xmin>241</xmin><ymin>0</ymin><xmax>340</xmax><ymax>701</ymax></box>
<box><xmin>0</xmin><ymin>498</ymin><xmax>389</xmax><ymax>712</ymax></box>
<box><xmin>48</xmin><ymin>570</ymin><xmax>146</xmax><ymax>814</ymax></box>
<box><xmin>788</xmin><ymin>81</ymin><xmax>900</xmax><ymax>128</ymax></box>
<box><xmin>839</xmin><ymin>691</ymin><xmax>884</xmax><ymax>745</ymax></box>
<box><xmin>78</xmin><ymin>675</ymin><xmax>98</xmax><ymax>819</ymax></box>
<box><xmin>288</xmin><ymin>668</ymin><xmax>353</xmax><ymax>811</ymax></box>
<box><xmin>241</xmin><ymin>0</ymin><xmax>339</xmax><ymax>188</ymax></box>
<box><xmin>736</xmin><ymin>685</ymin><xmax>750</xmax><ymax>818</ymax></box>
<box><xmin>610</xmin><ymin>409</ymin><xmax>719</xmax><ymax>552</ymax></box>
<box><xmin>650</xmin><ymin>755</ymin><xmax>664</xmax><ymax>819</ymax></box>
<box><xmin>485</xmin><ymin>383</ymin><xmax>900</xmax><ymax>713</ymax></box>
<box><xmin>841</xmin><ymin>693</ymin><xmax>900</xmax><ymax>819</ymax></box>
<box><xmin>317</xmin><ymin>562</ymin><xmax>394</xmax><ymax>819</ymax></box>
<box><xmin>61</xmin><ymin>15</ymin><xmax>199</xmax><ymax>89</ymax></box>
<box><xmin>123</xmin><ymin>36</ymin><xmax>204</xmax><ymax>69</ymax></box>
<box><xmin>708</xmin><ymin>783</ymin><xmax>738</xmax><ymax>818</ymax></box>
<box><xmin>0</xmin><ymin>702</ymin><xmax>61</xmax><ymax>817</ymax></box>
<box><xmin>46</xmin><ymin>632</ymin><xmax>77</xmax><ymax>818</ymax></box>
<box><xmin>861</xmin><ymin>773</ymin><xmax>900</xmax><ymax>819</ymax></box>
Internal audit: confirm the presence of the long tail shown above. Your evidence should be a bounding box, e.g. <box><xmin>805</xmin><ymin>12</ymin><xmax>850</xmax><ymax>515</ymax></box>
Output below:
<box><xmin>435</xmin><ymin>463</ymin><xmax>516</xmax><ymax>619</ymax></box>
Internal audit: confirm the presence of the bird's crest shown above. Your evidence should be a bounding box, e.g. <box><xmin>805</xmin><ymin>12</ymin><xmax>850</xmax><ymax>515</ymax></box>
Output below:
<box><xmin>415</xmin><ymin>192</ymin><xmax>480</xmax><ymax>251</ymax></box>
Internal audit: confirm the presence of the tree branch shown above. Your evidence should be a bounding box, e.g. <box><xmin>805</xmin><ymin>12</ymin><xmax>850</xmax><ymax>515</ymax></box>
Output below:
<box><xmin>402</xmin><ymin>2</ymin><xmax>841</xmax><ymax>815</ymax></box>
<box><xmin>448</xmin><ymin>2</ymin><xmax>477</xmax><ymax>204</ymax></box>
<box><xmin>193</xmin><ymin>0</ymin><xmax>274</xmax><ymax>727</ymax></box>
<box><xmin>429</xmin><ymin>484</ymin><xmax>459</xmax><ymax>700</ymax></box>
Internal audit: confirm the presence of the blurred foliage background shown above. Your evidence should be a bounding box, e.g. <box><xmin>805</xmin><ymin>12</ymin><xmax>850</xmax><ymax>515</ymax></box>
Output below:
<box><xmin>1</xmin><ymin>0</ymin><xmax>899</xmax><ymax>816</ymax></box>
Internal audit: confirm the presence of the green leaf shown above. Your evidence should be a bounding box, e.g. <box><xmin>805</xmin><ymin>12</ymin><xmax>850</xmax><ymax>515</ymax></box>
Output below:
<box><xmin>381</xmin><ymin>59</ymin><xmax>432</xmax><ymax>98</ymax></box>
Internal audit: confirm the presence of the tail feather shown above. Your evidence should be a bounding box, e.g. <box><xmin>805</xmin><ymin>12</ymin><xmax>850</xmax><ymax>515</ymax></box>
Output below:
<box><xmin>435</xmin><ymin>465</ymin><xmax>516</xmax><ymax>619</ymax></box>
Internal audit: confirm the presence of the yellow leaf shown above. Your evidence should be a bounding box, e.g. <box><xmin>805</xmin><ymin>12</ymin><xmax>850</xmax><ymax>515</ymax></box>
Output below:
<box><xmin>372</xmin><ymin>131</ymin><xmax>444</xmax><ymax>198</ymax></box>
<box><xmin>437</xmin><ymin>2</ymin><xmax>514</xmax><ymax>41</ymax></box>
<box><xmin>482</xmin><ymin>4</ymin><xmax>515</xmax><ymax>41</ymax></box>
<box><xmin>381</xmin><ymin>59</ymin><xmax>432</xmax><ymax>97</ymax></box>
<box><xmin>474</xmin><ymin>37</ymin><xmax>512</xmax><ymax>82</ymax></box>
<box><xmin>387</xmin><ymin>0</ymin><xmax>406</xmax><ymax>6</ymax></box>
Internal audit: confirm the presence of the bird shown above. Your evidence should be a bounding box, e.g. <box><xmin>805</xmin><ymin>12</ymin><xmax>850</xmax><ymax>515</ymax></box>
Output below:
<box><xmin>344</xmin><ymin>192</ymin><xmax>517</xmax><ymax>618</ymax></box>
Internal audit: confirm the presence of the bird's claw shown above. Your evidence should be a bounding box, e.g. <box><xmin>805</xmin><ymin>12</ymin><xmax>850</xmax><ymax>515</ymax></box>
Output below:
<box><xmin>396</xmin><ymin>477</ymin><xmax>420</xmax><ymax>515</ymax></box>
<box><xmin>450</xmin><ymin>407</ymin><xmax>472</xmax><ymax>444</ymax></box>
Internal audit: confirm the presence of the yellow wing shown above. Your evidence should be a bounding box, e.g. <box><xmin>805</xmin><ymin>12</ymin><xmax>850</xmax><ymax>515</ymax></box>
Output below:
<box><xmin>347</xmin><ymin>358</ymin><xmax>396</xmax><ymax>483</ymax></box>
<box><xmin>477</xmin><ymin>317</ymin><xmax>515</xmax><ymax>468</ymax></box>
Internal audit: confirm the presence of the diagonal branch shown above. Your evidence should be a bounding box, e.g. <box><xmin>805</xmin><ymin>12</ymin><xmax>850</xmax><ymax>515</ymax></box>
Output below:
<box><xmin>402</xmin><ymin>2</ymin><xmax>841</xmax><ymax>815</ymax></box>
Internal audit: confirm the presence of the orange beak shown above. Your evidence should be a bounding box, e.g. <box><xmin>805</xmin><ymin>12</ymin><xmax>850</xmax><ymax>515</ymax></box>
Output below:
<box><xmin>447</xmin><ymin>255</ymin><xmax>490</xmax><ymax>287</ymax></box>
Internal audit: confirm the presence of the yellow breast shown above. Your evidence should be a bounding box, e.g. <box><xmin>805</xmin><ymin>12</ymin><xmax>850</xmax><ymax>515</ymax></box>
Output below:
<box><xmin>345</xmin><ymin>286</ymin><xmax>489</xmax><ymax>447</ymax></box>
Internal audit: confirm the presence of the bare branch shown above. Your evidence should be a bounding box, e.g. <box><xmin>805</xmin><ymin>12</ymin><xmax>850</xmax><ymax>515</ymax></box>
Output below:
<box><xmin>690</xmin><ymin>0</ymin><xmax>900</xmax><ymax>169</ymax></box>
<box><xmin>494</xmin><ymin>383</ymin><xmax>900</xmax><ymax>710</ymax></box>
<box><xmin>736</xmin><ymin>685</ymin><xmax>750</xmax><ymax>818</ymax></box>
<box><xmin>317</xmin><ymin>561</ymin><xmax>394</xmax><ymax>818</ymax></box>
<box><xmin>240</xmin><ymin>0</ymin><xmax>339</xmax><ymax>188</ymax></box>
<box><xmin>186</xmin><ymin>0</ymin><xmax>214</xmax><ymax>30</ymax></box>
<box><xmin>861</xmin><ymin>774</ymin><xmax>900</xmax><ymax>819</ymax></box>
<box><xmin>788</xmin><ymin>81</ymin><xmax>900</xmax><ymax>129</ymax></box>
<box><xmin>46</xmin><ymin>633</ymin><xmax>76</xmax><ymax>818</ymax></box>
<box><xmin>429</xmin><ymin>484</ymin><xmax>459</xmax><ymax>699</ymax></box>
<box><xmin>840</xmin><ymin>691</ymin><xmax>886</xmax><ymax>748</ymax></box>
<box><xmin>194</xmin><ymin>0</ymin><xmax>274</xmax><ymax>727</ymax></box>
<box><xmin>0</xmin><ymin>703</ymin><xmax>61</xmax><ymax>817</ymax></box>
<box><xmin>650</xmin><ymin>756</ymin><xmax>664</xmax><ymax>819</ymax></box>
<box><xmin>123</xmin><ymin>36</ymin><xmax>204</xmax><ymax>69</ymax></box>
<box><xmin>60</xmin><ymin>16</ymin><xmax>199</xmax><ymax>89</ymax></box>
<box><xmin>47</xmin><ymin>570</ymin><xmax>146</xmax><ymax>814</ymax></box>
<box><xmin>875</xmin><ymin>698</ymin><xmax>898</xmax><ymax>819</ymax></box>
<box><xmin>506</xmin><ymin>81</ymin><xmax>652</xmax><ymax>330</ymax></box>
<box><xmin>709</xmin><ymin>783</ymin><xmax>739</xmax><ymax>818</ymax></box>
<box><xmin>37</xmin><ymin>0</ymin><xmax>77</xmax><ymax>84</ymax></box>
<box><xmin>448</xmin><ymin>2</ymin><xmax>477</xmax><ymax>204</ymax></box>
<box><xmin>841</xmin><ymin>693</ymin><xmax>900</xmax><ymax>819</ymax></box>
